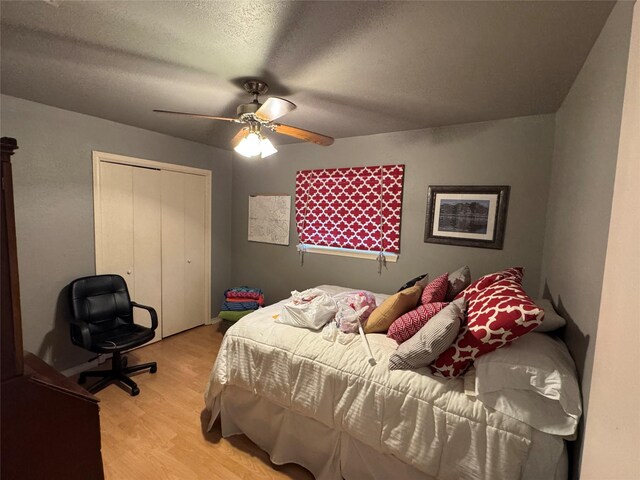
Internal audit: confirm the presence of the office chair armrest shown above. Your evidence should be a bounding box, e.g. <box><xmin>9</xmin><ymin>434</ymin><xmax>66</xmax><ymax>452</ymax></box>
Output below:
<box><xmin>70</xmin><ymin>321</ymin><xmax>92</xmax><ymax>350</ymax></box>
<box><xmin>131</xmin><ymin>302</ymin><xmax>159</xmax><ymax>331</ymax></box>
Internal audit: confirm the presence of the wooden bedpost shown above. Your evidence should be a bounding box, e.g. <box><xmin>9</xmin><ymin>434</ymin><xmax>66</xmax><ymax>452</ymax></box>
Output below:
<box><xmin>1</xmin><ymin>136</ymin><xmax>24</xmax><ymax>381</ymax></box>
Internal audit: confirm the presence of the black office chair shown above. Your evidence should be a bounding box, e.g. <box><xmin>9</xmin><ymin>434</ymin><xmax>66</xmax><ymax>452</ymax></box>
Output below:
<box><xmin>69</xmin><ymin>274</ymin><xmax>158</xmax><ymax>396</ymax></box>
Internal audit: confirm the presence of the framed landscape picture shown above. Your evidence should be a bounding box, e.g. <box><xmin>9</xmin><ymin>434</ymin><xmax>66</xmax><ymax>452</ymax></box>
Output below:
<box><xmin>424</xmin><ymin>185</ymin><xmax>510</xmax><ymax>249</ymax></box>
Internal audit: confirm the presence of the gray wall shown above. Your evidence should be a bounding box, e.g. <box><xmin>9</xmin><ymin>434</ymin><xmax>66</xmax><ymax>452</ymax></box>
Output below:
<box><xmin>539</xmin><ymin>2</ymin><xmax>633</xmax><ymax>477</ymax></box>
<box><xmin>540</xmin><ymin>0</ymin><xmax>632</xmax><ymax>415</ymax></box>
<box><xmin>231</xmin><ymin>114</ymin><xmax>555</xmax><ymax>304</ymax></box>
<box><xmin>0</xmin><ymin>94</ymin><xmax>233</xmax><ymax>371</ymax></box>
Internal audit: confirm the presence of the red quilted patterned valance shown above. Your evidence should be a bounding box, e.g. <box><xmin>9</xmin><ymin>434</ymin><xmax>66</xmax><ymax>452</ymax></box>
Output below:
<box><xmin>295</xmin><ymin>165</ymin><xmax>405</xmax><ymax>254</ymax></box>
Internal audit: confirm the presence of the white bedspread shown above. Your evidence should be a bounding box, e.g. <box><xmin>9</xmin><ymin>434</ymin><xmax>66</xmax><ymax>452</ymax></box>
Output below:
<box><xmin>205</xmin><ymin>286</ymin><xmax>563</xmax><ymax>480</ymax></box>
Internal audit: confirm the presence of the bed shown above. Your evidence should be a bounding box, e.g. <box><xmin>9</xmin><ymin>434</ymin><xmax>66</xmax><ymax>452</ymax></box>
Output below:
<box><xmin>205</xmin><ymin>285</ymin><xmax>576</xmax><ymax>480</ymax></box>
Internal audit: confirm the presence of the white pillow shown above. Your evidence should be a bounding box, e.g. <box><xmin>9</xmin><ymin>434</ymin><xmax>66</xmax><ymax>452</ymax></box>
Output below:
<box><xmin>533</xmin><ymin>298</ymin><xmax>566</xmax><ymax>332</ymax></box>
<box><xmin>472</xmin><ymin>332</ymin><xmax>582</xmax><ymax>437</ymax></box>
<box><xmin>388</xmin><ymin>299</ymin><xmax>464</xmax><ymax>370</ymax></box>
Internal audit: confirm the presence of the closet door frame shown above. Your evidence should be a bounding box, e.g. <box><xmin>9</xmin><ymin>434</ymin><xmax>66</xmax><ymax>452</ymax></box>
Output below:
<box><xmin>92</xmin><ymin>151</ymin><xmax>212</xmax><ymax>325</ymax></box>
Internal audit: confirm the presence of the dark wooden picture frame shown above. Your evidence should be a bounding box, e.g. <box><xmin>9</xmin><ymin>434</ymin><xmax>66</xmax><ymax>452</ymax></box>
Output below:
<box><xmin>424</xmin><ymin>185</ymin><xmax>510</xmax><ymax>249</ymax></box>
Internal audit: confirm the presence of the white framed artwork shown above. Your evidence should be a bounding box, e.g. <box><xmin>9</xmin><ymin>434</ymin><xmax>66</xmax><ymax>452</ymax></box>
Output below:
<box><xmin>248</xmin><ymin>194</ymin><xmax>291</xmax><ymax>246</ymax></box>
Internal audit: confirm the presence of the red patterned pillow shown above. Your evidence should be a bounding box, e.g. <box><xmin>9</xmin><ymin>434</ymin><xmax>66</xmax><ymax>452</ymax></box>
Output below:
<box><xmin>430</xmin><ymin>276</ymin><xmax>542</xmax><ymax>378</ymax></box>
<box><xmin>421</xmin><ymin>272</ymin><xmax>449</xmax><ymax>304</ymax></box>
<box><xmin>454</xmin><ymin>266</ymin><xmax>524</xmax><ymax>302</ymax></box>
<box><xmin>388</xmin><ymin>302</ymin><xmax>449</xmax><ymax>344</ymax></box>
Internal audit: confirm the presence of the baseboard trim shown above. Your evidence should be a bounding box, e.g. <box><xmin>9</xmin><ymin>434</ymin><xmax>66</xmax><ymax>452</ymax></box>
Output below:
<box><xmin>61</xmin><ymin>353</ymin><xmax>112</xmax><ymax>377</ymax></box>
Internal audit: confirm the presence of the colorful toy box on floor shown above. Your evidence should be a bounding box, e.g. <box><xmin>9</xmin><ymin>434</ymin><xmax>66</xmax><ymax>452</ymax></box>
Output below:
<box><xmin>218</xmin><ymin>286</ymin><xmax>264</xmax><ymax>322</ymax></box>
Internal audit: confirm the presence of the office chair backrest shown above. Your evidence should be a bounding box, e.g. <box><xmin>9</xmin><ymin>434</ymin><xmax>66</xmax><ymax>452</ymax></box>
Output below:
<box><xmin>69</xmin><ymin>274</ymin><xmax>134</xmax><ymax>334</ymax></box>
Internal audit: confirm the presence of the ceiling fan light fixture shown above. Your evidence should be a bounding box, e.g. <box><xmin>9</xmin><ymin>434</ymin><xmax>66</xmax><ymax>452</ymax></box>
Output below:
<box><xmin>260</xmin><ymin>136</ymin><xmax>278</xmax><ymax>159</ymax></box>
<box><xmin>234</xmin><ymin>131</ymin><xmax>262</xmax><ymax>158</ymax></box>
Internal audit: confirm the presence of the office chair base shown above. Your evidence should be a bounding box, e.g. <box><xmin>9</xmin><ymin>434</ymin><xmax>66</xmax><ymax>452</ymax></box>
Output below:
<box><xmin>78</xmin><ymin>352</ymin><xmax>157</xmax><ymax>396</ymax></box>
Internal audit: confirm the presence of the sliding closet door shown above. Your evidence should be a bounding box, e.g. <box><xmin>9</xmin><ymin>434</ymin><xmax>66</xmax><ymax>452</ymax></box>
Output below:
<box><xmin>97</xmin><ymin>162</ymin><xmax>162</xmax><ymax>344</ymax></box>
<box><xmin>183</xmin><ymin>173</ymin><xmax>206</xmax><ymax>329</ymax></box>
<box><xmin>132</xmin><ymin>167</ymin><xmax>162</xmax><ymax>343</ymax></box>
<box><xmin>98</xmin><ymin>162</ymin><xmax>134</xmax><ymax>293</ymax></box>
<box><xmin>161</xmin><ymin>171</ymin><xmax>185</xmax><ymax>337</ymax></box>
<box><xmin>161</xmin><ymin>170</ymin><xmax>207</xmax><ymax>337</ymax></box>
<box><xmin>95</xmin><ymin>151</ymin><xmax>211</xmax><ymax>342</ymax></box>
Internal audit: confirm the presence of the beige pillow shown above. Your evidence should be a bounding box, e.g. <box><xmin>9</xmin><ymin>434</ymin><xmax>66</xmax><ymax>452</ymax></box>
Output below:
<box><xmin>364</xmin><ymin>285</ymin><xmax>421</xmax><ymax>333</ymax></box>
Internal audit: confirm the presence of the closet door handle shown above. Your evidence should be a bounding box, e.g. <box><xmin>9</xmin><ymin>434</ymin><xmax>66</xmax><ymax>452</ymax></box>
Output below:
<box><xmin>187</xmin><ymin>259</ymin><xmax>192</xmax><ymax>264</ymax></box>
<box><xmin>127</xmin><ymin>269</ymin><xmax>132</xmax><ymax>275</ymax></box>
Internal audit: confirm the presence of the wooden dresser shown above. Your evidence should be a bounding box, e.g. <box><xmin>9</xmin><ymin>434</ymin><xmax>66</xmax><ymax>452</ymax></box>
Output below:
<box><xmin>1</xmin><ymin>137</ymin><xmax>104</xmax><ymax>480</ymax></box>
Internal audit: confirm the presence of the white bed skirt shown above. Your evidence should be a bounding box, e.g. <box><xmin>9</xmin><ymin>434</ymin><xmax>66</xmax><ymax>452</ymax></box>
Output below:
<box><xmin>215</xmin><ymin>385</ymin><xmax>568</xmax><ymax>480</ymax></box>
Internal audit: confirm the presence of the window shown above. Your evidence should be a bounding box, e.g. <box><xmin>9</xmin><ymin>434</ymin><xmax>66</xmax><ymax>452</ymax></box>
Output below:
<box><xmin>295</xmin><ymin>165</ymin><xmax>405</xmax><ymax>264</ymax></box>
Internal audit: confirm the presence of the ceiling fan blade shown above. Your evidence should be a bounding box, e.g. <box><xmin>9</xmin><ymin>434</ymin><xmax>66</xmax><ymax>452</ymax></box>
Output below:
<box><xmin>153</xmin><ymin>109</ymin><xmax>241</xmax><ymax>123</ymax></box>
<box><xmin>231</xmin><ymin>128</ymin><xmax>248</xmax><ymax>148</ymax></box>
<box><xmin>271</xmin><ymin>123</ymin><xmax>334</xmax><ymax>146</ymax></box>
<box><xmin>254</xmin><ymin>97</ymin><xmax>296</xmax><ymax>122</ymax></box>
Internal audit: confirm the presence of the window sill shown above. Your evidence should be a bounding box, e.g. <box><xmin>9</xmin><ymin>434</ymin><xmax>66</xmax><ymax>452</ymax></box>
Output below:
<box><xmin>297</xmin><ymin>245</ymin><xmax>398</xmax><ymax>263</ymax></box>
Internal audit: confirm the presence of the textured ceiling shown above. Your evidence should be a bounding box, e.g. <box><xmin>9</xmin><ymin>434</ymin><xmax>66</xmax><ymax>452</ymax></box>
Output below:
<box><xmin>0</xmin><ymin>1</ymin><xmax>614</xmax><ymax>150</ymax></box>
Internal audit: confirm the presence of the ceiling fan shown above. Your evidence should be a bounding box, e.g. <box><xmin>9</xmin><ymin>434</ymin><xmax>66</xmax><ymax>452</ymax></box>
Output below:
<box><xmin>154</xmin><ymin>79</ymin><xmax>334</xmax><ymax>158</ymax></box>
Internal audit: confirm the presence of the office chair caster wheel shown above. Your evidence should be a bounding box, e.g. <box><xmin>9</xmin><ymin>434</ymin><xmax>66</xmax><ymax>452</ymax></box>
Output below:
<box><xmin>150</xmin><ymin>365</ymin><xmax>157</xmax><ymax>374</ymax></box>
<box><xmin>121</xmin><ymin>356</ymin><xmax>128</xmax><ymax>368</ymax></box>
<box><xmin>78</xmin><ymin>373</ymin><xmax>86</xmax><ymax>384</ymax></box>
<box><xmin>131</xmin><ymin>387</ymin><xmax>140</xmax><ymax>396</ymax></box>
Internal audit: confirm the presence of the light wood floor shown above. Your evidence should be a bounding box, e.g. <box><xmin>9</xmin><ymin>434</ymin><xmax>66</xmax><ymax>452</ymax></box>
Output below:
<box><xmin>86</xmin><ymin>324</ymin><xmax>314</xmax><ymax>480</ymax></box>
